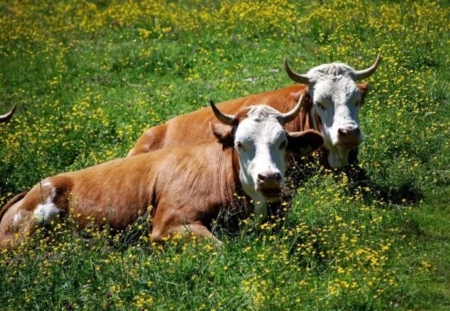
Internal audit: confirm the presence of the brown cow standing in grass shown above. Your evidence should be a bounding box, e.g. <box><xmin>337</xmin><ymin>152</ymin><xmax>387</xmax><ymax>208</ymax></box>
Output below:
<box><xmin>0</xmin><ymin>104</ymin><xmax>16</xmax><ymax>123</ymax></box>
<box><xmin>128</xmin><ymin>55</ymin><xmax>380</xmax><ymax>170</ymax></box>
<box><xmin>0</xmin><ymin>98</ymin><xmax>323</xmax><ymax>249</ymax></box>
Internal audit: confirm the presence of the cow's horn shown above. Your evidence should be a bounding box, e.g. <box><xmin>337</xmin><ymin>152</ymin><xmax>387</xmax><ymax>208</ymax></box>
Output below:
<box><xmin>210</xmin><ymin>100</ymin><xmax>235</xmax><ymax>125</ymax></box>
<box><xmin>0</xmin><ymin>104</ymin><xmax>17</xmax><ymax>123</ymax></box>
<box><xmin>284</xmin><ymin>59</ymin><xmax>310</xmax><ymax>84</ymax></box>
<box><xmin>354</xmin><ymin>54</ymin><xmax>381</xmax><ymax>80</ymax></box>
<box><xmin>280</xmin><ymin>94</ymin><xmax>304</xmax><ymax>125</ymax></box>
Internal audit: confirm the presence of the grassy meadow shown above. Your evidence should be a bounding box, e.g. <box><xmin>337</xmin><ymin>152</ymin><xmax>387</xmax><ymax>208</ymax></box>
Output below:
<box><xmin>1</xmin><ymin>0</ymin><xmax>449</xmax><ymax>310</ymax></box>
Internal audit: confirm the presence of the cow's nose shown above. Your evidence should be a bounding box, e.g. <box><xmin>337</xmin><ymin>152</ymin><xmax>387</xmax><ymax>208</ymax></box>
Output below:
<box><xmin>338</xmin><ymin>126</ymin><xmax>360</xmax><ymax>137</ymax></box>
<box><xmin>258</xmin><ymin>171</ymin><xmax>282</xmax><ymax>183</ymax></box>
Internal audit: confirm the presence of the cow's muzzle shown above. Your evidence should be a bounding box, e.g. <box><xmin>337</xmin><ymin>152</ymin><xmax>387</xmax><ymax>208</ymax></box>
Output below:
<box><xmin>336</xmin><ymin>125</ymin><xmax>362</xmax><ymax>147</ymax></box>
<box><xmin>257</xmin><ymin>171</ymin><xmax>282</xmax><ymax>200</ymax></box>
<box><xmin>338</xmin><ymin>126</ymin><xmax>360</xmax><ymax>137</ymax></box>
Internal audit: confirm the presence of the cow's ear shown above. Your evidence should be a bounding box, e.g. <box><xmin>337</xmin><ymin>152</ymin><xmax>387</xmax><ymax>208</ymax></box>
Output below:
<box><xmin>357</xmin><ymin>83</ymin><xmax>369</xmax><ymax>106</ymax></box>
<box><xmin>291</xmin><ymin>89</ymin><xmax>312</xmax><ymax>111</ymax></box>
<box><xmin>211</xmin><ymin>123</ymin><xmax>234</xmax><ymax>147</ymax></box>
<box><xmin>290</xmin><ymin>88</ymin><xmax>306</xmax><ymax>102</ymax></box>
<box><xmin>287</xmin><ymin>130</ymin><xmax>324</xmax><ymax>156</ymax></box>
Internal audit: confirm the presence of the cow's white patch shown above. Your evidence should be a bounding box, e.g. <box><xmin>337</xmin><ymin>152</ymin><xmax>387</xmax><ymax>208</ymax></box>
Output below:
<box><xmin>13</xmin><ymin>211</ymin><xmax>23</xmax><ymax>224</ymax></box>
<box><xmin>34</xmin><ymin>187</ymin><xmax>60</xmax><ymax>225</ymax></box>
<box><xmin>42</xmin><ymin>181</ymin><xmax>52</xmax><ymax>188</ymax></box>
<box><xmin>34</xmin><ymin>199</ymin><xmax>61</xmax><ymax>225</ymax></box>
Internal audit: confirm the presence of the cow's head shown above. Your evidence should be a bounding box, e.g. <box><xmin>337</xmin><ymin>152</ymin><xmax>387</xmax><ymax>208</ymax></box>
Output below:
<box><xmin>210</xmin><ymin>97</ymin><xmax>323</xmax><ymax>219</ymax></box>
<box><xmin>285</xmin><ymin>55</ymin><xmax>380</xmax><ymax>169</ymax></box>
<box><xmin>0</xmin><ymin>104</ymin><xmax>16</xmax><ymax>124</ymax></box>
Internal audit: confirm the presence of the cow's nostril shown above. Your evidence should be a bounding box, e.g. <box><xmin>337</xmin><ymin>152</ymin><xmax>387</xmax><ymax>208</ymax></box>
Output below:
<box><xmin>258</xmin><ymin>172</ymin><xmax>281</xmax><ymax>183</ymax></box>
<box><xmin>339</xmin><ymin>127</ymin><xmax>360</xmax><ymax>136</ymax></box>
<box><xmin>258</xmin><ymin>173</ymin><xmax>267</xmax><ymax>182</ymax></box>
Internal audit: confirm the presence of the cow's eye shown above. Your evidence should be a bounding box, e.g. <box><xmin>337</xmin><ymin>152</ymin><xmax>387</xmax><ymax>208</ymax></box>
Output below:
<box><xmin>317</xmin><ymin>102</ymin><xmax>326</xmax><ymax>110</ymax></box>
<box><xmin>235</xmin><ymin>142</ymin><xmax>244</xmax><ymax>150</ymax></box>
<box><xmin>355</xmin><ymin>101</ymin><xmax>361</xmax><ymax>107</ymax></box>
<box><xmin>279</xmin><ymin>141</ymin><xmax>287</xmax><ymax>150</ymax></box>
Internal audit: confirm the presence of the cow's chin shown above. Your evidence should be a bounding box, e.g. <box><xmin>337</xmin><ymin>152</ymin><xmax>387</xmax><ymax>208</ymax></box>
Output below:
<box><xmin>335</xmin><ymin>141</ymin><xmax>361</xmax><ymax>149</ymax></box>
<box><xmin>334</xmin><ymin>142</ymin><xmax>360</xmax><ymax>150</ymax></box>
<box><xmin>327</xmin><ymin>147</ymin><xmax>353</xmax><ymax>169</ymax></box>
<box><xmin>259</xmin><ymin>188</ymin><xmax>282</xmax><ymax>201</ymax></box>
<box><xmin>326</xmin><ymin>132</ymin><xmax>362</xmax><ymax>151</ymax></box>
<box><xmin>330</xmin><ymin>136</ymin><xmax>362</xmax><ymax>149</ymax></box>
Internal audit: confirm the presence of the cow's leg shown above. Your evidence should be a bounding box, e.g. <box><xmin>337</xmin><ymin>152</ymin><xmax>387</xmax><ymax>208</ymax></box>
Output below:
<box><xmin>176</xmin><ymin>223</ymin><xmax>223</xmax><ymax>245</ymax></box>
<box><xmin>151</xmin><ymin>221</ymin><xmax>222</xmax><ymax>246</ymax></box>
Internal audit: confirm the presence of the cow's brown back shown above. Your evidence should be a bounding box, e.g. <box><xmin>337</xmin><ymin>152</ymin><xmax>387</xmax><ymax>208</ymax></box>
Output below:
<box><xmin>128</xmin><ymin>85</ymin><xmax>308</xmax><ymax>156</ymax></box>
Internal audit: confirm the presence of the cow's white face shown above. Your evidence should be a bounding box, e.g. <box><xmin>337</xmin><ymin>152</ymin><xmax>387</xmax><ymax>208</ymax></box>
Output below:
<box><xmin>285</xmin><ymin>55</ymin><xmax>380</xmax><ymax>169</ymax></box>
<box><xmin>233</xmin><ymin>106</ymin><xmax>288</xmax><ymax>218</ymax></box>
<box><xmin>308</xmin><ymin>67</ymin><xmax>364</xmax><ymax>168</ymax></box>
<box><xmin>211</xmin><ymin>100</ymin><xmax>323</xmax><ymax>221</ymax></box>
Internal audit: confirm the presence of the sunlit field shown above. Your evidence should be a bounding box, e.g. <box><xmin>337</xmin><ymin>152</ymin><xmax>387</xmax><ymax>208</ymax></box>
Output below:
<box><xmin>1</xmin><ymin>0</ymin><xmax>449</xmax><ymax>310</ymax></box>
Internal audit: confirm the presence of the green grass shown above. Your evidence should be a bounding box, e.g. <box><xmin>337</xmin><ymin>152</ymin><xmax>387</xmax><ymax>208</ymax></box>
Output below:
<box><xmin>1</xmin><ymin>0</ymin><xmax>449</xmax><ymax>310</ymax></box>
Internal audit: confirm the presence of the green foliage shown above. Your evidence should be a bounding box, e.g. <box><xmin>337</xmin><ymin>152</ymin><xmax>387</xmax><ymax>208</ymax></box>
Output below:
<box><xmin>1</xmin><ymin>0</ymin><xmax>449</xmax><ymax>310</ymax></box>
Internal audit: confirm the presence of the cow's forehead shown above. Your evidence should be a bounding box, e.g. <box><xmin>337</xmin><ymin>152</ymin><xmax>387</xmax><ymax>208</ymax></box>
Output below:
<box><xmin>235</xmin><ymin>118</ymin><xmax>285</xmax><ymax>142</ymax></box>
<box><xmin>234</xmin><ymin>106</ymin><xmax>286</xmax><ymax>142</ymax></box>
<box><xmin>311</xmin><ymin>75</ymin><xmax>361</xmax><ymax>104</ymax></box>
<box><xmin>307</xmin><ymin>62</ymin><xmax>357</xmax><ymax>81</ymax></box>
<box><xmin>245</xmin><ymin>105</ymin><xmax>283</xmax><ymax>119</ymax></box>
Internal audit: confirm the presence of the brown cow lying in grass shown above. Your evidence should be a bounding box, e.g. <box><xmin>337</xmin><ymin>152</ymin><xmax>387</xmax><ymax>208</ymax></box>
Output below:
<box><xmin>0</xmin><ymin>98</ymin><xmax>323</xmax><ymax>249</ymax></box>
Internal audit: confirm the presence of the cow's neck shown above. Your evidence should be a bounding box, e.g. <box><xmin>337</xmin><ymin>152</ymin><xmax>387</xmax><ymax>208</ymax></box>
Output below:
<box><xmin>287</xmin><ymin>88</ymin><xmax>319</xmax><ymax>133</ymax></box>
<box><xmin>210</xmin><ymin>147</ymin><xmax>252</xmax><ymax>231</ymax></box>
